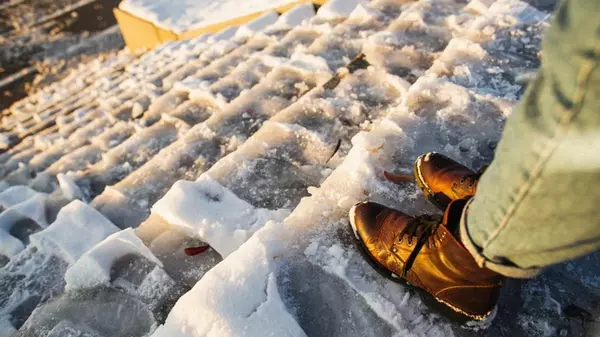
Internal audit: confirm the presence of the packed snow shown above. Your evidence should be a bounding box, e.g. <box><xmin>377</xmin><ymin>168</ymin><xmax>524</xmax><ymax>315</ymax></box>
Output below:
<box><xmin>153</xmin><ymin>176</ymin><xmax>291</xmax><ymax>257</ymax></box>
<box><xmin>0</xmin><ymin>0</ymin><xmax>598</xmax><ymax>337</ymax></box>
<box><xmin>275</xmin><ymin>3</ymin><xmax>316</xmax><ymax>28</ymax></box>
<box><xmin>120</xmin><ymin>0</ymin><xmax>311</xmax><ymax>33</ymax></box>
<box><xmin>65</xmin><ymin>228</ymin><xmax>162</xmax><ymax>290</ymax></box>
<box><xmin>29</xmin><ymin>200</ymin><xmax>119</xmax><ymax>264</ymax></box>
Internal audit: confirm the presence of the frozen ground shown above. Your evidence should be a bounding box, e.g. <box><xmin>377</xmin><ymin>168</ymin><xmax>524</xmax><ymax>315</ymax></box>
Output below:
<box><xmin>0</xmin><ymin>0</ymin><xmax>598</xmax><ymax>337</ymax></box>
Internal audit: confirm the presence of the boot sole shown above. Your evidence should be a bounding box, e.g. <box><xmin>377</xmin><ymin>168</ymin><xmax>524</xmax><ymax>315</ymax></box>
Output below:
<box><xmin>348</xmin><ymin>204</ymin><xmax>497</xmax><ymax>326</ymax></box>
<box><xmin>414</xmin><ymin>154</ymin><xmax>452</xmax><ymax>211</ymax></box>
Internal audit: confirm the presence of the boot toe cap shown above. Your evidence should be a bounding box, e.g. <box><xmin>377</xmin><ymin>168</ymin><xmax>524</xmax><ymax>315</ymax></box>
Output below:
<box><xmin>349</xmin><ymin>202</ymin><xmax>388</xmax><ymax>241</ymax></box>
<box><xmin>416</xmin><ymin>152</ymin><xmax>452</xmax><ymax>178</ymax></box>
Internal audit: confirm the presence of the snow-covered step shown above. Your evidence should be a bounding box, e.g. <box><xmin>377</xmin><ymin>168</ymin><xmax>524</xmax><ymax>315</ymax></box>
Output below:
<box><xmin>125</xmin><ymin>38</ymin><xmax>208</xmax><ymax>80</ymax></box>
<box><xmin>7</xmin><ymin>51</ymin><xmax>133</xmax><ymax>119</ymax></box>
<box><xmin>140</xmin><ymin>39</ymin><xmax>216</xmax><ymax>87</ymax></box>
<box><xmin>2</xmin><ymin>105</ymin><xmax>135</xmax><ymax>182</ymax></box>
<box><xmin>303</xmin><ymin>0</ymin><xmax>409</xmax><ymax>72</ymax></box>
<box><xmin>0</xmin><ymin>107</ymin><xmax>107</xmax><ymax>175</ymax></box>
<box><xmin>182</xmin><ymin>34</ymin><xmax>279</xmax><ymax>87</ymax></box>
<box><xmin>30</xmin><ymin>96</ymin><xmax>218</xmax><ymax>194</ymax></box>
<box><xmin>66</xmin><ymin>118</ymin><xmax>189</xmax><ymax>202</ymax></box>
<box><xmin>63</xmin><ymin>228</ymin><xmax>178</xmax><ymax>312</ymax></box>
<box><xmin>0</xmin><ymin>124</ymin><xmax>65</xmax><ymax>177</ymax></box>
<box><xmin>29</xmin><ymin>116</ymin><xmax>115</xmax><ymax>170</ymax></box>
<box><xmin>2</xmin><ymin>41</ymin><xmax>194</xmax><ymax>153</ymax></box>
<box><xmin>0</xmin><ymin>122</ymin><xmax>62</xmax><ymax>167</ymax></box>
<box><xmin>0</xmin><ymin>72</ymin><xmax>143</xmax><ymax>179</ymax></box>
<box><xmin>0</xmin><ymin>201</ymin><xmax>120</xmax><ymax>335</ymax></box>
<box><xmin>0</xmin><ymin>147</ymin><xmax>40</xmax><ymax>178</ymax></box>
<box><xmin>54</xmin><ymin>104</ymin><xmax>100</xmax><ymax>130</ymax></box>
<box><xmin>122</xmin><ymin>38</ymin><xmax>246</xmax><ymax>121</ymax></box>
<box><xmin>135</xmin><ymin>23</ymin><xmax>289</xmax><ymax>121</ymax></box>
<box><xmin>362</xmin><ymin>0</ymin><xmax>472</xmax><ymax>82</ymax></box>
<box><xmin>93</xmin><ymin>75</ymin><xmax>138</xmax><ymax>105</ymax></box>
<box><xmin>160</xmin><ymin>10</ymin><xmax>293</xmax><ymax>90</ymax></box>
<box><xmin>99</xmin><ymin>90</ymin><xmax>144</xmax><ymax>114</ymax></box>
<box><xmin>14</xmin><ymin>94</ymin><xmax>101</xmax><ymax>145</ymax></box>
<box><xmin>0</xmin><ymin>187</ymin><xmax>76</xmax><ymax>265</ymax></box>
<box><xmin>50</xmin><ymin>104</ymin><xmax>104</xmax><ymax>139</ymax></box>
<box><xmin>14</xmin><ymin>221</ymin><xmax>203</xmax><ymax>337</ymax></box>
<box><xmin>153</xmin><ymin>31</ymin><xmax>253</xmax><ymax>90</ymax></box>
<box><xmin>158</xmin><ymin>60</ymin><xmax>213</xmax><ymax>92</ymax></box>
<box><xmin>29</xmin><ymin>121</ymin><xmax>138</xmax><ymax>193</ymax></box>
<box><xmin>0</xmin><ymin>186</ymin><xmax>52</xmax><ymax>262</ymax></box>
<box><xmin>0</xmin><ymin>140</ymin><xmax>31</xmax><ymax>166</ymax></box>
<box><xmin>93</xmin><ymin>77</ymin><xmax>158</xmax><ymax>119</ymax></box>
<box><xmin>14</xmin><ymin>289</ymin><xmax>156</xmax><ymax>337</ymax></box>
<box><xmin>92</xmin><ymin>55</ymin><xmax>333</xmax><ymax>229</ymax></box>
<box><xmin>2</xmin><ymin>116</ymin><xmax>117</xmax><ymax>185</ymax></box>
<box><xmin>12</xmin><ymin>62</ymin><xmax>122</xmax><ymax>127</ymax></box>
<box><xmin>182</xmin><ymin>25</ymin><xmax>326</xmax><ymax>104</ymax></box>
<box><xmin>110</xmin><ymin>92</ymin><xmax>157</xmax><ymax>121</ymax></box>
<box><xmin>429</xmin><ymin>21</ymin><xmax>547</xmax><ymax>99</ymax></box>
<box><xmin>134</xmin><ymin>91</ymin><xmax>190</xmax><ymax>125</ymax></box>
<box><xmin>124</xmin><ymin>50</ymin><xmax>183</xmax><ymax>80</ymax></box>
<box><xmin>159</xmin><ymin>98</ymin><xmax>222</xmax><ymax>126</ymax></box>
<box><xmin>34</xmin><ymin>93</ymin><xmax>99</xmax><ymax>124</ymax></box>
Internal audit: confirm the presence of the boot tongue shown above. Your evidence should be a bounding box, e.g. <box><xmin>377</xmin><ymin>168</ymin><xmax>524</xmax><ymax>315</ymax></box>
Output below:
<box><xmin>443</xmin><ymin>198</ymin><xmax>470</xmax><ymax>239</ymax></box>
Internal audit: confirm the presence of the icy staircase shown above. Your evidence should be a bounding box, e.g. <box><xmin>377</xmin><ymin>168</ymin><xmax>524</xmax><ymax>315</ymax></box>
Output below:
<box><xmin>0</xmin><ymin>0</ymin><xmax>598</xmax><ymax>337</ymax></box>
<box><xmin>0</xmin><ymin>2</ymin><xmax>361</xmax><ymax>334</ymax></box>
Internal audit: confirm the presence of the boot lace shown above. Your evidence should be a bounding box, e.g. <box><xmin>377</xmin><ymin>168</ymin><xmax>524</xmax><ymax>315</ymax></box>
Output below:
<box><xmin>397</xmin><ymin>214</ymin><xmax>443</xmax><ymax>277</ymax></box>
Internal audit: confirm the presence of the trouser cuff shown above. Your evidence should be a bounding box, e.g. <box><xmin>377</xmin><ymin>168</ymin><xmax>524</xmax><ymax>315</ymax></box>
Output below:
<box><xmin>459</xmin><ymin>198</ymin><xmax>544</xmax><ymax>279</ymax></box>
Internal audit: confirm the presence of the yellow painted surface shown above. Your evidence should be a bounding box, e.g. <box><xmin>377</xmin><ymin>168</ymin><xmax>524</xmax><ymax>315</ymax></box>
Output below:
<box><xmin>275</xmin><ymin>0</ymin><xmax>314</xmax><ymax>13</ymax></box>
<box><xmin>114</xmin><ymin>0</ymin><xmax>328</xmax><ymax>52</ymax></box>
<box><xmin>114</xmin><ymin>8</ymin><xmax>177</xmax><ymax>53</ymax></box>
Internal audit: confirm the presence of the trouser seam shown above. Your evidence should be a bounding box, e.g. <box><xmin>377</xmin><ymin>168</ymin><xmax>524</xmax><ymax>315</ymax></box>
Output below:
<box><xmin>481</xmin><ymin>56</ymin><xmax>599</xmax><ymax>251</ymax></box>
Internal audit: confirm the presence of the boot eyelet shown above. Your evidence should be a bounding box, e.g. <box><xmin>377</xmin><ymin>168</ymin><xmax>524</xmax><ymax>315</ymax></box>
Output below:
<box><xmin>407</xmin><ymin>239</ymin><xmax>413</xmax><ymax>247</ymax></box>
<box><xmin>392</xmin><ymin>247</ymin><xmax>398</xmax><ymax>253</ymax></box>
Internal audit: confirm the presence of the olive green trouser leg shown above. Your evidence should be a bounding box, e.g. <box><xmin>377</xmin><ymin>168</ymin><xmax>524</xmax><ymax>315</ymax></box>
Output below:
<box><xmin>460</xmin><ymin>0</ymin><xmax>600</xmax><ymax>278</ymax></box>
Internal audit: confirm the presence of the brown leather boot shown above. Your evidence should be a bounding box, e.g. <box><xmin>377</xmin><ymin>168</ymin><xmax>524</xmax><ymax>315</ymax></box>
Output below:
<box><xmin>414</xmin><ymin>152</ymin><xmax>485</xmax><ymax>210</ymax></box>
<box><xmin>349</xmin><ymin>199</ymin><xmax>503</xmax><ymax>322</ymax></box>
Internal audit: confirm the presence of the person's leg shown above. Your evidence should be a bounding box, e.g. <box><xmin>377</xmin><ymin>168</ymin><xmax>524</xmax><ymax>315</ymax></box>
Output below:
<box><xmin>461</xmin><ymin>0</ymin><xmax>600</xmax><ymax>278</ymax></box>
